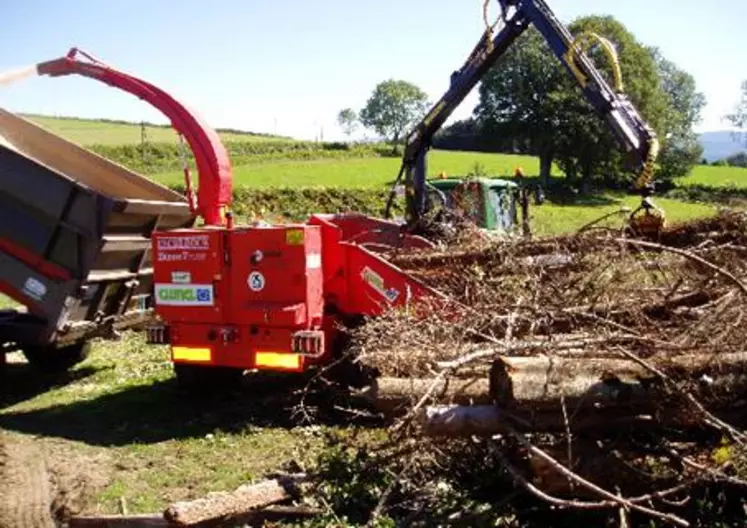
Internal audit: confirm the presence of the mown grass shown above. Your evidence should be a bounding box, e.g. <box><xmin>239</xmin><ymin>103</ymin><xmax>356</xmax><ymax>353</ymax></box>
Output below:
<box><xmin>24</xmin><ymin>115</ymin><xmax>287</xmax><ymax>146</ymax></box>
<box><xmin>154</xmin><ymin>150</ymin><xmax>540</xmax><ymax>188</ymax></box>
<box><xmin>530</xmin><ymin>194</ymin><xmax>719</xmax><ymax>235</ymax></box>
<box><xmin>676</xmin><ymin>164</ymin><xmax>747</xmax><ymax>188</ymax></box>
<box><xmin>0</xmin><ymin>332</ymin><xmax>374</xmax><ymax>515</ymax></box>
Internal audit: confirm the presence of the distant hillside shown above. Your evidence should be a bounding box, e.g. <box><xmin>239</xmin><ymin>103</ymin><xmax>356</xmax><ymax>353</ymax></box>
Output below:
<box><xmin>699</xmin><ymin>130</ymin><xmax>745</xmax><ymax>162</ymax></box>
<box><xmin>18</xmin><ymin>113</ymin><xmax>292</xmax><ymax>146</ymax></box>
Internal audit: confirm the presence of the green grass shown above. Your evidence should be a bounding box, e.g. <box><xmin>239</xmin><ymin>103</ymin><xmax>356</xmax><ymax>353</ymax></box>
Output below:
<box><xmin>154</xmin><ymin>150</ymin><xmax>540</xmax><ymax>188</ymax></box>
<box><xmin>23</xmin><ymin>115</ymin><xmax>288</xmax><ymax>146</ymax></box>
<box><xmin>530</xmin><ymin>195</ymin><xmax>718</xmax><ymax>235</ymax></box>
<box><xmin>0</xmin><ymin>332</ymin><xmax>367</xmax><ymax>515</ymax></box>
<box><xmin>676</xmin><ymin>164</ymin><xmax>747</xmax><ymax>188</ymax></box>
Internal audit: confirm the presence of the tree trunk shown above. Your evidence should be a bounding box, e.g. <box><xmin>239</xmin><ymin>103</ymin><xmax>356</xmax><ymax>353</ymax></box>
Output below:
<box><xmin>362</xmin><ymin>352</ymin><xmax>747</xmax><ymax>417</ymax></box>
<box><xmin>490</xmin><ymin>352</ymin><xmax>747</xmax><ymax>410</ymax></box>
<box><xmin>539</xmin><ymin>152</ymin><xmax>553</xmax><ymax>187</ymax></box>
<box><xmin>360</xmin><ymin>376</ymin><xmax>492</xmax><ymax>414</ymax></box>
<box><xmin>416</xmin><ymin>404</ymin><xmax>658</xmax><ymax>436</ymax></box>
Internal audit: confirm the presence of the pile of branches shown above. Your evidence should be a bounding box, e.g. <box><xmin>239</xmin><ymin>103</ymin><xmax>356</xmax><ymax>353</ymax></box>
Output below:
<box><xmin>308</xmin><ymin>211</ymin><xmax>747</xmax><ymax>526</ymax></box>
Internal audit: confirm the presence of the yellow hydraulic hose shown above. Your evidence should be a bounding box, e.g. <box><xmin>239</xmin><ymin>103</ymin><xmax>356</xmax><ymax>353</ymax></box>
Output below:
<box><xmin>563</xmin><ymin>31</ymin><xmax>624</xmax><ymax>93</ymax></box>
<box><xmin>483</xmin><ymin>0</ymin><xmax>503</xmax><ymax>53</ymax></box>
<box><xmin>634</xmin><ymin>137</ymin><xmax>660</xmax><ymax>191</ymax></box>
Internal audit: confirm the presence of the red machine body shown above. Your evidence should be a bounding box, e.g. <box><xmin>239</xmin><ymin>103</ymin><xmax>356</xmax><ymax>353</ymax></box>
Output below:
<box><xmin>149</xmin><ymin>214</ymin><xmax>444</xmax><ymax>373</ymax></box>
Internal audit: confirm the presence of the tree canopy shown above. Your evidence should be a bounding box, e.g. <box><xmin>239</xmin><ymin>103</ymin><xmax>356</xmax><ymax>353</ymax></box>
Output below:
<box><xmin>358</xmin><ymin>79</ymin><xmax>429</xmax><ymax>149</ymax></box>
<box><xmin>473</xmin><ymin>15</ymin><xmax>704</xmax><ymax>189</ymax></box>
<box><xmin>337</xmin><ymin>108</ymin><xmax>359</xmax><ymax>138</ymax></box>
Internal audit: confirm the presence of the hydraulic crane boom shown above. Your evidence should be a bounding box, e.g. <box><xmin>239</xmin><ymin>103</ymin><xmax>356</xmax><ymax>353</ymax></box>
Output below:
<box><xmin>390</xmin><ymin>0</ymin><xmax>659</xmax><ymax>225</ymax></box>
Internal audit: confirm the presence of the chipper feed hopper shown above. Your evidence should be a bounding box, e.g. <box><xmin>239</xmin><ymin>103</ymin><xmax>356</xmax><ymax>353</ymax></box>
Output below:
<box><xmin>0</xmin><ymin>107</ymin><xmax>195</xmax><ymax>371</ymax></box>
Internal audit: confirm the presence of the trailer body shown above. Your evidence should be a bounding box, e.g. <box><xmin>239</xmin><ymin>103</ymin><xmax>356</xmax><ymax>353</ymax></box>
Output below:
<box><xmin>0</xmin><ymin>109</ymin><xmax>195</xmax><ymax>357</ymax></box>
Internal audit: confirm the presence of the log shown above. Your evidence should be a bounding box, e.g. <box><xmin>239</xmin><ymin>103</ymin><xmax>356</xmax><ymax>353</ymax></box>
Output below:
<box><xmin>489</xmin><ymin>356</ymin><xmax>651</xmax><ymax>411</ymax></box>
<box><xmin>490</xmin><ymin>351</ymin><xmax>747</xmax><ymax>410</ymax></box>
<box><xmin>365</xmin><ymin>352</ymin><xmax>747</xmax><ymax>416</ymax></box>
<box><xmin>417</xmin><ymin>405</ymin><xmax>658</xmax><ymax>436</ymax></box>
<box><xmin>359</xmin><ymin>376</ymin><xmax>492</xmax><ymax>413</ymax></box>
<box><xmin>162</xmin><ymin>474</ymin><xmax>308</xmax><ymax>526</ymax></box>
<box><xmin>69</xmin><ymin>505</ymin><xmax>322</xmax><ymax>528</ymax></box>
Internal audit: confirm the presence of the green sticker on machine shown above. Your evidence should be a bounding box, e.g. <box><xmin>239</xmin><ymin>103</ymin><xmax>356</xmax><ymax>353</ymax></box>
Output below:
<box><xmin>286</xmin><ymin>229</ymin><xmax>304</xmax><ymax>245</ymax></box>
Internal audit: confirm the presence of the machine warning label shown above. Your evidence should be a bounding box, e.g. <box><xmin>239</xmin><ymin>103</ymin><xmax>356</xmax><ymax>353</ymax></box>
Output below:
<box><xmin>361</xmin><ymin>266</ymin><xmax>400</xmax><ymax>303</ymax></box>
<box><xmin>155</xmin><ymin>284</ymin><xmax>214</xmax><ymax>306</ymax></box>
<box><xmin>247</xmin><ymin>271</ymin><xmax>265</xmax><ymax>291</ymax></box>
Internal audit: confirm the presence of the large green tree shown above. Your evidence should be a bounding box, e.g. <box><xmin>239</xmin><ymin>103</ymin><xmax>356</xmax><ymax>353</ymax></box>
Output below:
<box><xmin>475</xmin><ymin>28</ymin><xmax>567</xmax><ymax>185</ymax></box>
<box><xmin>650</xmin><ymin>47</ymin><xmax>705</xmax><ymax>183</ymax></box>
<box><xmin>359</xmin><ymin>79</ymin><xmax>429</xmax><ymax>150</ymax></box>
<box><xmin>475</xmin><ymin>15</ymin><xmax>700</xmax><ymax>190</ymax></box>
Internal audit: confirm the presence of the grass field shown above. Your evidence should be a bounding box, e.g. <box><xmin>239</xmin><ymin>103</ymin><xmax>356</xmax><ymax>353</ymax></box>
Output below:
<box><xmin>676</xmin><ymin>164</ymin><xmax>747</xmax><ymax>188</ymax></box>
<box><xmin>0</xmin><ymin>334</ymin><xmax>361</xmax><ymax>516</ymax></box>
<box><xmin>154</xmin><ymin>150</ymin><xmax>541</xmax><ymax>188</ymax></box>
<box><xmin>23</xmin><ymin>114</ymin><xmax>288</xmax><ymax>146</ymax></box>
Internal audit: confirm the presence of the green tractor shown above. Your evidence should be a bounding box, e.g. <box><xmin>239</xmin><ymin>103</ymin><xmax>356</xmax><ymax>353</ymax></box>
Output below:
<box><xmin>423</xmin><ymin>174</ymin><xmax>543</xmax><ymax>236</ymax></box>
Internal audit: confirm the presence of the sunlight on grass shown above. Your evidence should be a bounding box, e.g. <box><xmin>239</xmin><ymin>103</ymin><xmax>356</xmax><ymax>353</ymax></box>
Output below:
<box><xmin>677</xmin><ymin>164</ymin><xmax>747</xmax><ymax>189</ymax></box>
<box><xmin>151</xmin><ymin>150</ymin><xmax>540</xmax><ymax>188</ymax></box>
<box><xmin>530</xmin><ymin>195</ymin><xmax>718</xmax><ymax>236</ymax></box>
<box><xmin>25</xmin><ymin>115</ymin><xmax>286</xmax><ymax>147</ymax></box>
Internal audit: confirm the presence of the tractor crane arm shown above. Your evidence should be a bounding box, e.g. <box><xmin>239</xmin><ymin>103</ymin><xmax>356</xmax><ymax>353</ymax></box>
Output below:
<box><xmin>391</xmin><ymin>0</ymin><xmax>659</xmax><ymax>225</ymax></box>
<box><xmin>35</xmin><ymin>48</ymin><xmax>233</xmax><ymax>226</ymax></box>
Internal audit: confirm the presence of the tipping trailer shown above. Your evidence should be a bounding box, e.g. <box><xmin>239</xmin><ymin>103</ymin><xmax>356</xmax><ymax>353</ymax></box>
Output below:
<box><xmin>0</xmin><ymin>109</ymin><xmax>195</xmax><ymax>370</ymax></box>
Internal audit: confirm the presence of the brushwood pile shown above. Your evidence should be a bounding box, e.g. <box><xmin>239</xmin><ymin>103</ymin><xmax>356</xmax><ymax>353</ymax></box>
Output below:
<box><xmin>306</xmin><ymin>210</ymin><xmax>747</xmax><ymax>526</ymax></box>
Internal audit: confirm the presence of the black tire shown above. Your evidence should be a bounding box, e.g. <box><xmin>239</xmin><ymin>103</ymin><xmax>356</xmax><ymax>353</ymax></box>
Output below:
<box><xmin>22</xmin><ymin>342</ymin><xmax>91</xmax><ymax>373</ymax></box>
<box><xmin>173</xmin><ymin>363</ymin><xmax>244</xmax><ymax>392</ymax></box>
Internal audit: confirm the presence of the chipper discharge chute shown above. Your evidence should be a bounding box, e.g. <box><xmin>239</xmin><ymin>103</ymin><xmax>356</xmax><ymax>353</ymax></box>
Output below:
<box><xmin>0</xmin><ymin>108</ymin><xmax>195</xmax><ymax>371</ymax></box>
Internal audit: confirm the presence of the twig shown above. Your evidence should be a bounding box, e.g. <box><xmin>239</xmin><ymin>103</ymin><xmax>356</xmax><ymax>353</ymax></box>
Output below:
<box><xmin>367</xmin><ymin>458</ymin><xmax>414</xmax><ymax>526</ymax></box>
<box><xmin>682</xmin><ymin>457</ymin><xmax>747</xmax><ymax>488</ymax></box>
<box><xmin>612</xmin><ymin>345</ymin><xmax>747</xmax><ymax>445</ymax></box>
<box><xmin>560</xmin><ymin>395</ymin><xmax>574</xmax><ymax>492</ymax></box>
<box><xmin>496</xmin><ymin>451</ymin><xmax>694</xmax><ymax>513</ymax></box>
<box><xmin>615</xmin><ymin>237</ymin><xmax>747</xmax><ymax>296</ymax></box>
<box><xmin>391</xmin><ymin>299</ymin><xmax>528</xmax><ymax>434</ymax></box>
<box><xmin>500</xmin><ymin>427</ymin><xmax>690</xmax><ymax>526</ymax></box>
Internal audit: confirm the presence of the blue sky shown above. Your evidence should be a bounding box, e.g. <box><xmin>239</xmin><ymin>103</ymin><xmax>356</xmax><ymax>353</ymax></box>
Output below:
<box><xmin>0</xmin><ymin>0</ymin><xmax>744</xmax><ymax>140</ymax></box>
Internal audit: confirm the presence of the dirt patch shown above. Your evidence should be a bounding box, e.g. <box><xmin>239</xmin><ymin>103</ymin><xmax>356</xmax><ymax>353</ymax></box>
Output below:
<box><xmin>0</xmin><ymin>433</ymin><xmax>55</xmax><ymax>528</ymax></box>
<box><xmin>46</xmin><ymin>440</ymin><xmax>112</xmax><ymax>522</ymax></box>
<box><xmin>0</xmin><ymin>433</ymin><xmax>112</xmax><ymax>526</ymax></box>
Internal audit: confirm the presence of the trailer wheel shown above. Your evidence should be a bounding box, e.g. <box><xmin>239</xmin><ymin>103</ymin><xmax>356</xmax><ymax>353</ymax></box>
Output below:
<box><xmin>173</xmin><ymin>364</ymin><xmax>244</xmax><ymax>392</ymax></box>
<box><xmin>22</xmin><ymin>342</ymin><xmax>91</xmax><ymax>373</ymax></box>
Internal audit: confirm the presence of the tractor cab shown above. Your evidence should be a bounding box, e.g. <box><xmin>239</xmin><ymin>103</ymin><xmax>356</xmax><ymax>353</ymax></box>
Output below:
<box><xmin>425</xmin><ymin>176</ymin><xmax>524</xmax><ymax>233</ymax></box>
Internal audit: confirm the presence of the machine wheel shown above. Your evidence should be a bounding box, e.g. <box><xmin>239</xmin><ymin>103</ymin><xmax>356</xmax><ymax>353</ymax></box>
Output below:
<box><xmin>173</xmin><ymin>363</ymin><xmax>244</xmax><ymax>392</ymax></box>
<box><xmin>22</xmin><ymin>342</ymin><xmax>91</xmax><ymax>373</ymax></box>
